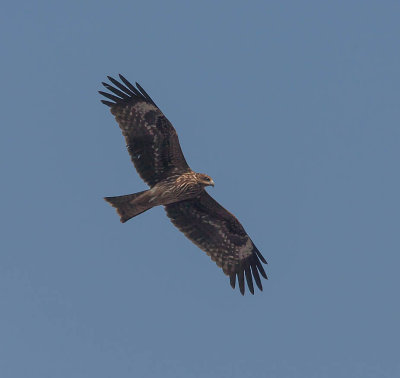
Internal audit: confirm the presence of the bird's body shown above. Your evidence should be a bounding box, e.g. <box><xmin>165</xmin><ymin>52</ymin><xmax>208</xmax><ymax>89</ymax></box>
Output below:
<box><xmin>151</xmin><ymin>171</ymin><xmax>214</xmax><ymax>205</ymax></box>
<box><xmin>100</xmin><ymin>75</ymin><xmax>267</xmax><ymax>295</ymax></box>
<box><xmin>106</xmin><ymin>171</ymin><xmax>214</xmax><ymax>221</ymax></box>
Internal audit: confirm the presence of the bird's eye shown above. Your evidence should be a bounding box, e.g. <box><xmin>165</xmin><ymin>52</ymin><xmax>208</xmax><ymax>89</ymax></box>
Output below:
<box><xmin>204</xmin><ymin>177</ymin><xmax>209</xmax><ymax>181</ymax></box>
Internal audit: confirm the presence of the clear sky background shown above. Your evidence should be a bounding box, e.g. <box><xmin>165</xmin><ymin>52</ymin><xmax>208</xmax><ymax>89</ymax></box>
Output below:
<box><xmin>1</xmin><ymin>1</ymin><xmax>399</xmax><ymax>377</ymax></box>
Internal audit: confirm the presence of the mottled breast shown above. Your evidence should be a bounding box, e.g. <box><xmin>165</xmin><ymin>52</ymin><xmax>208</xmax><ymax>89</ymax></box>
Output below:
<box><xmin>154</xmin><ymin>171</ymin><xmax>204</xmax><ymax>205</ymax></box>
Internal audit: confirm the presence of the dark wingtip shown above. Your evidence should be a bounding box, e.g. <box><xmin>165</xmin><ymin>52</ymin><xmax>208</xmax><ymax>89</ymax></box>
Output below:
<box><xmin>230</xmin><ymin>274</ymin><xmax>236</xmax><ymax>289</ymax></box>
<box><xmin>244</xmin><ymin>264</ymin><xmax>254</xmax><ymax>295</ymax></box>
<box><xmin>99</xmin><ymin>90</ymin><xmax>120</xmax><ymax>102</ymax></box>
<box><xmin>135</xmin><ymin>82</ymin><xmax>156</xmax><ymax>105</ymax></box>
<box><xmin>255</xmin><ymin>259</ymin><xmax>267</xmax><ymax>279</ymax></box>
<box><xmin>229</xmin><ymin>245</ymin><xmax>268</xmax><ymax>295</ymax></box>
<box><xmin>119</xmin><ymin>73</ymin><xmax>126</xmax><ymax>80</ymax></box>
<box><xmin>99</xmin><ymin>74</ymin><xmax>157</xmax><ymax>107</ymax></box>
<box><xmin>254</xmin><ymin>246</ymin><xmax>267</xmax><ymax>264</ymax></box>
<box><xmin>238</xmin><ymin>270</ymin><xmax>245</xmax><ymax>295</ymax></box>
<box><xmin>252</xmin><ymin>245</ymin><xmax>268</xmax><ymax>280</ymax></box>
<box><xmin>229</xmin><ymin>247</ymin><xmax>268</xmax><ymax>295</ymax></box>
<box><xmin>251</xmin><ymin>261</ymin><xmax>263</xmax><ymax>291</ymax></box>
<box><xmin>100</xmin><ymin>100</ymin><xmax>114</xmax><ymax>107</ymax></box>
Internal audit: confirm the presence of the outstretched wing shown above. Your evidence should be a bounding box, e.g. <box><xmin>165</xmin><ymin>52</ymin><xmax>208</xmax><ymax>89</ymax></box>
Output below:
<box><xmin>165</xmin><ymin>192</ymin><xmax>267</xmax><ymax>295</ymax></box>
<box><xmin>99</xmin><ymin>75</ymin><xmax>190</xmax><ymax>187</ymax></box>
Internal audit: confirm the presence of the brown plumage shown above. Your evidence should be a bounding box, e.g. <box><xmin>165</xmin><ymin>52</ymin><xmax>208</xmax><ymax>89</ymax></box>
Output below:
<box><xmin>100</xmin><ymin>75</ymin><xmax>267</xmax><ymax>295</ymax></box>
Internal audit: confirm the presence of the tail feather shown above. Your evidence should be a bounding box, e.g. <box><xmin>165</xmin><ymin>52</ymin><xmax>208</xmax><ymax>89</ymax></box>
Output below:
<box><xmin>104</xmin><ymin>190</ymin><xmax>152</xmax><ymax>223</ymax></box>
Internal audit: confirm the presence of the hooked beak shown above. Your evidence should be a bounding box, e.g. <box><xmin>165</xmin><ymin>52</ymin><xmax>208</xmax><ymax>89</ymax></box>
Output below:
<box><xmin>209</xmin><ymin>179</ymin><xmax>215</xmax><ymax>187</ymax></box>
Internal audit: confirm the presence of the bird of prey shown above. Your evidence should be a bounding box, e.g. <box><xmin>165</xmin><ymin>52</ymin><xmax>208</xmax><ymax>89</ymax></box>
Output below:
<box><xmin>99</xmin><ymin>75</ymin><xmax>267</xmax><ymax>295</ymax></box>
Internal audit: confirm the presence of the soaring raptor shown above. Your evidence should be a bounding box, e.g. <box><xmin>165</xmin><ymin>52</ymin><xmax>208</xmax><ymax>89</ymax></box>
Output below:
<box><xmin>100</xmin><ymin>75</ymin><xmax>267</xmax><ymax>295</ymax></box>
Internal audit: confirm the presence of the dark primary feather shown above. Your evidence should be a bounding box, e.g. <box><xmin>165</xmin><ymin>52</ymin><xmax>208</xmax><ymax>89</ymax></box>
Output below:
<box><xmin>165</xmin><ymin>192</ymin><xmax>267</xmax><ymax>295</ymax></box>
<box><xmin>99</xmin><ymin>75</ymin><xmax>190</xmax><ymax>187</ymax></box>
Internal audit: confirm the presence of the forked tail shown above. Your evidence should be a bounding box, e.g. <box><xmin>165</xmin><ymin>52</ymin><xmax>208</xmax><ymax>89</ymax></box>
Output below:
<box><xmin>104</xmin><ymin>190</ymin><xmax>152</xmax><ymax>223</ymax></box>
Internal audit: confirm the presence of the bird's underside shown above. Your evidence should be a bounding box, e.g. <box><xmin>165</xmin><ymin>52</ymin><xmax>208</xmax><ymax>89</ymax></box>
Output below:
<box><xmin>100</xmin><ymin>74</ymin><xmax>268</xmax><ymax>295</ymax></box>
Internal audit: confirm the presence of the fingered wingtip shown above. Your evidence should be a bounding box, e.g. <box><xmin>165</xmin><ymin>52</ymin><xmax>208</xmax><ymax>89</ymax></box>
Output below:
<box><xmin>99</xmin><ymin>74</ymin><xmax>157</xmax><ymax>107</ymax></box>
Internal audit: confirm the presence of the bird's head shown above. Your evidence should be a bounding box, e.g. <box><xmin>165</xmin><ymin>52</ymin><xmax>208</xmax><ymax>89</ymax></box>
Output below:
<box><xmin>195</xmin><ymin>173</ymin><xmax>215</xmax><ymax>187</ymax></box>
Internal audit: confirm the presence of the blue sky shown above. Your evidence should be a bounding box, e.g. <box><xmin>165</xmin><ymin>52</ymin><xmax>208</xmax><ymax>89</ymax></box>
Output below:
<box><xmin>1</xmin><ymin>1</ymin><xmax>399</xmax><ymax>377</ymax></box>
